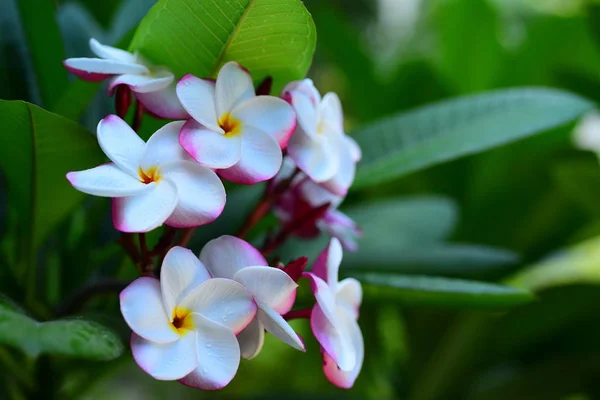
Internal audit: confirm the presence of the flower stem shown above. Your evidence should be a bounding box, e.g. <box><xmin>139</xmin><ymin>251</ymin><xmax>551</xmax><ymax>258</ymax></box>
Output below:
<box><xmin>138</xmin><ymin>233</ymin><xmax>154</xmax><ymax>276</ymax></box>
<box><xmin>177</xmin><ymin>227</ymin><xmax>196</xmax><ymax>248</ymax></box>
<box><xmin>132</xmin><ymin>99</ymin><xmax>144</xmax><ymax>132</ymax></box>
<box><xmin>283</xmin><ymin>308</ymin><xmax>312</xmax><ymax>321</ymax></box>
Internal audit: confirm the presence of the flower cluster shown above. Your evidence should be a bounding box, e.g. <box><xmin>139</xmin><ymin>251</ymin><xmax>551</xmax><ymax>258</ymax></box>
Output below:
<box><xmin>65</xmin><ymin>39</ymin><xmax>364</xmax><ymax>389</ymax></box>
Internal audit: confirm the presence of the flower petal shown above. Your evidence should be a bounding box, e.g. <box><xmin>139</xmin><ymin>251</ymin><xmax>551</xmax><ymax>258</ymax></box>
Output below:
<box><xmin>233</xmin><ymin>266</ymin><xmax>297</xmax><ymax>311</ymax></box>
<box><xmin>112</xmin><ymin>180</ymin><xmax>178</xmax><ymax>233</ymax></box>
<box><xmin>303</xmin><ymin>273</ymin><xmax>337</xmax><ymax>325</ymax></box>
<box><xmin>89</xmin><ymin>38</ymin><xmax>137</xmax><ymax>63</ymax></box>
<box><xmin>321</xmin><ymin>210</ymin><xmax>361</xmax><ymax>252</ymax></box>
<box><xmin>216</xmin><ymin>61</ymin><xmax>255</xmax><ymax>116</ymax></box>
<box><xmin>320</xmin><ymin>146</ymin><xmax>356</xmax><ymax>196</ymax></box>
<box><xmin>107</xmin><ymin>70</ymin><xmax>173</xmax><ymax>95</ymax></box>
<box><xmin>162</xmin><ymin>161</ymin><xmax>226</xmax><ymax>228</ymax></box>
<box><xmin>318</xmin><ymin>92</ymin><xmax>345</xmax><ymax>135</ymax></box>
<box><xmin>179</xmin><ymin>278</ymin><xmax>256</xmax><ymax>334</ymax></box>
<box><xmin>218</xmin><ymin>127</ymin><xmax>282</xmax><ymax>184</ymax></box>
<box><xmin>335</xmin><ymin>278</ymin><xmax>362</xmax><ymax>319</ymax></box>
<box><xmin>63</xmin><ymin>58</ymin><xmax>147</xmax><ymax>76</ymax></box>
<box><xmin>288</xmin><ymin>130</ymin><xmax>339</xmax><ymax>183</ymax></box>
<box><xmin>97</xmin><ymin>115</ymin><xmax>146</xmax><ymax>177</ymax></box>
<box><xmin>160</xmin><ymin>246</ymin><xmax>212</xmax><ymax>315</ymax></box>
<box><xmin>231</xmin><ymin>96</ymin><xmax>296</xmax><ymax>148</ymax></box>
<box><xmin>66</xmin><ymin>163</ymin><xmax>149</xmax><ymax>197</ymax></box>
<box><xmin>179</xmin><ymin>120</ymin><xmax>242</xmax><ymax>169</ymax></box>
<box><xmin>120</xmin><ymin>277</ymin><xmax>178</xmax><ymax>343</ymax></box>
<box><xmin>288</xmin><ymin>90</ymin><xmax>318</xmax><ymax>139</ymax></box>
<box><xmin>310</xmin><ymin>303</ymin><xmax>355</xmax><ymax>371</ymax></box>
<box><xmin>179</xmin><ymin>313</ymin><xmax>240</xmax><ymax>390</ymax></box>
<box><xmin>141</xmin><ymin>121</ymin><xmax>192</xmax><ymax>170</ymax></box>
<box><xmin>282</xmin><ymin>79</ymin><xmax>321</xmax><ymax>106</ymax></box>
<box><xmin>259</xmin><ymin>304</ymin><xmax>305</xmax><ymax>351</ymax></box>
<box><xmin>311</xmin><ymin>238</ymin><xmax>343</xmax><ymax>288</ymax></box>
<box><xmin>322</xmin><ymin>317</ymin><xmax>363</xmax><ymax>388</ymax></box>
<box><xmin>236</xmin><ymin>318</ymin><xmax>265</xmax><ymax>360</ymax></box>
<box><xmin>200</xmin><ymin>235</ymin><xmax>268</xmax><ymax>279</ymax></box>
<box><xmin>136</xmin><ymin>84</ymin><xmax>190</xmax><ymax>120</ymax></box>
<box><xmin>176</xmin><ymin>74</ymin><xmax>220</xmax><ymax>132</ymax></box>
<box><xmin>62</xmin><ymin>60</ymin><xmax>112</xmax><ymax>82</ymax></box>
<box><xmin>298</xmin><ymin>177</ymin><xmax>342</xmax><ymax>209</ymax></box>
<box><xmin>131</xmin><ymin>332</ymin><xmax>197</xmax><ymax>380</ymax></box>
<box><xmin>344</xmin><ymin>135</ymin><xmax>362</xmax><ymax>162</ymax></box>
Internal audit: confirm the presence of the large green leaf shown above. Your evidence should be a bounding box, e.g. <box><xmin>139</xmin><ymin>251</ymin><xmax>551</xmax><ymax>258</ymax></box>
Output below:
<box><xmin>129</xmin><ymin>0</ymin><xmax>316</xmax><ymax>93</ymax></box>
<box><xmin>0</xmin><ymin>100</ymin><xmax>103</xmax><ymax>257</ymax></box>
<box><xmin>0</xmin><ymin>297</ymin><xmax>123</xmax><ymax>360</ymax></box>
<box><xmin>16</xmin><ymin>0</ymin><xmax>68</xmax><ymax>108</ymax></box>
<box><xmin>351</xmin><ymin>273</ymin><xmax>532</xmax><ymax>309</ymax></box>
<box><xmin>352</xmin><ymin>88</ymin><xmax>594</xmax><ymax>189</ymax></box>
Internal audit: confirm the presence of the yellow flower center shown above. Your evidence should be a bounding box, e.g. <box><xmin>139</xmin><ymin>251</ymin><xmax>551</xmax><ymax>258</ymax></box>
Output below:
<box><xmin>138</xmin><ymin>166</ymin><xmax>161</xmax><ymax>184</ymax></box>
<box><xmin>219</xmin><ymin>113</ymin><xmax>242</xmax><ymax>137</ymax></box>
<box><xmin>171</xmin><ymin>307</ymin><xmax>194</xmax><ymax>334</ymax></box>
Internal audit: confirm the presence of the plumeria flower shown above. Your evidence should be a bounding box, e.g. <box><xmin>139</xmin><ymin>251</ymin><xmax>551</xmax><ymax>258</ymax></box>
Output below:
<box><xmin>176</xmin><ymin>61</ymin><xmax>296</xmax><ymax>184</ymax></box>
<box><xmin>304</xmin><ymin>238</ymin><xmax>363</xmax><ymax>389</ymax></box>
<box><xmin>63</xmin><ymin>38</ymin><xmax>188</xmax><ymax>119</ymax></box>
<box><xmin>199</xmin><ymin>235</ymin><xmax>305</xmax><ymax>359</ymax></box>
<box><xmin>282</xmin><ymin>79</ymin><xmax>361</xmax><ymax>196</ymax></box>
<box><xmin>120</xmin><ymin>246</ymin><xmax>257</xmax><ymax>389</ymax></box>
<box><xmin>573</xmin><ymin>111</ymin><xmax>600</xmax><ymax>153</ymax></box>
<box><xmin>274</xmin><ymin>160</ymin><xmax>361</xmax><ymax>251</ymax></box>
<box><xmin>66</xmin><ymin>115</ymin><xmax>225</xmax><ymax>232</ymax></box>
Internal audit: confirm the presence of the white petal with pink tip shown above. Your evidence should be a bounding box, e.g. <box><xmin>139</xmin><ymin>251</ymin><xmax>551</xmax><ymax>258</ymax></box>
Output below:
<box><xmin>131</xmin><ymin>332</ymin><xmax>197</xmax><ymax>380</ymax></box>
<box><xmin>200</xmin><ymin>235</ymin><xmax>268</xmax><ymax>280</ymax></box>
<box><xmin>66</xmin><ymin>164</ymin><xmax>149</xmax><ymax>197</ymax></box>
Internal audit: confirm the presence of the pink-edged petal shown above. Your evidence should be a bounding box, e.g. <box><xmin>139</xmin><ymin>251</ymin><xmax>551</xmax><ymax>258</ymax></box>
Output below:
<box><xmin>274</xmin><ymin>289</ymin><xmax>296</xmax><ymax>315</ymax></box>
<box><xmin>120</xmin><ymin>277</ymin><xmax>178</xmax><ymax>344</ymax></box>
<box><xmin>160</xmin><ymin>246</ymin><xmax>212</xmax><ymax>315</ymax></box>
<box><xmin>231</xmin><ymin>96</ymin><xmax>296</xmax><ymax>148</ymax></box>
<box><xmin>176</xmin><ymin>74</ymin><xmax>220</xmax><ymax>131</ymax></box>
<box><xmin>289</xmin><ymin>91</ymin><xmax>318</xmax><ymax>139</ymax></box>
<box><xmin>112</xmin><ymin>180</ymin><xmax>178</xmax><ymax>233</ymax></box>
<box><xmin>303</xmin><ymin>273</ymin><xmax>337</xmax><ymax>324</ymax></box>
<box><xmin>97</xmin><ymin>115</ymin><xmax>146</xmax><ymax>177</ymax></box>
<box><xmin>66</xmin><ymin>163</ymin><xmax>149</xmax><ymax>197</ymax></box>
<box><xmin>131</xmin><ymin>332</ymin><xmax>197</xmax><ymax>381</ymax></box>
<box><xmin>179</xmin><ymin>120</ymin><xmax>242</xmax><ymax>169</ymax></box>
<box><xmin>63</xmin><ymin>60</ymin><xmax>111</xmax><ymax>82</ymax></box>
<box><xmin>233</xmin><ymin>266</ymin><xmax>297</xmax><ymax>311</ymax></box>
<box><xmin>218</xmin><ymin>127</ymin><xmax>282</xmax><ymax>184</ymax></box>
<box><xmin>288</xmin><ymin>130</ymin><xmax>339</xmax><ymax>183</ymax></box>
<box><xmin>320</xmin><ymin>148</ymin><xmax>356</xmax><ymax>197</ymax></box>
<box><xmin>136</xmin><ymin>84</ymin><xmax>190</xmax><ymax>120</ymax></box>
<box><xmin>321</xmin><ymin>210</ymin><xmax>362</xmax><ymax>252</ymax></box>
<box><xmin>345</xmin><ymin>135</ymin><xmax>362</xmax><ymax>162</ymax></box>
<box><xmin>282</xmin><ymin>79</ymin><xmax>321</xmax><ymax>106</ymax></box>
<box><xmin>63</xmin><ymin>58</ymin><xmax>147</xmax><ymax>76</ymax></box>
<box><xmin>310</xmin><ymin>303</ymin><xmax>355</xmax><ymax>371</ymax></box>
<box><xmin>140</xmin><ymin>121</ymin><xmax>192</xmax><ymax>170</ymax></box>
<box><xmin>318</xmin><ymin>92</ymin><xmax>345</xmax><ymax>134</ymax></box>
<box><xmin>216</xmin><ymin>62</ymin><xmax>255</xmax><ymax>116</ymax></box>
<box><xmin>89</xmin><ymin>38</ymin><xmax>136</xmax><ymax>63</ymax></box>
<box><xmin>311</xmin><ymin>238</ymin><xmax>343</xmax><ymax>288</ymax></box>
<box><xmin>258</xmin><ymin>304</ymin><xmax>305</xmax><ymax>351</ymax></box>
<box><xmin>107</xmin><ymin>70</ymin><xmax>173</xmax><ymax>95</ymax></box>
<box><xmin>322</xmin><ymin>317</ymin><xmax>363</xmax><ymax>388</ymax></box>
<box><xmin>162</xmin><ymin>161</ymin><xmax>225</xmax><ymax>228</ymax></box>
<box><xmin>179</xmin><ymin>278</ymin><xmax>256</xmax><ymax>334</ymax></box>
<box><xmin>200</xmin><ymin>235</ymin><xmax>268</xmax><ymax>279</ymax></box>
<box><xmin>237</xmin><ymin>318</ymin><xmax>265</xmax><ymax>360</ymax></box>
<box><xmin>336</xmin><ymin>278</ymin><xmax>362</xmax><ymax>319</ymax></box>
<box><xmin>179</xmin><ymin>313</ymin><xmax>240</xmax><ymax>390</ymax></box>
<box><xmin>299</xmin><ymin>178</ymin><xmax>342</xmax><ymax>209</ymax></box>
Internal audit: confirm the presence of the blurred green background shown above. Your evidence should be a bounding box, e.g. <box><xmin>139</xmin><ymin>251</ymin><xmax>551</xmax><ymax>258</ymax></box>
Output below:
<box><xmin>4</xmin><ymin>0</ymin><xmax>600</xmax><ymax>399</ymax></box>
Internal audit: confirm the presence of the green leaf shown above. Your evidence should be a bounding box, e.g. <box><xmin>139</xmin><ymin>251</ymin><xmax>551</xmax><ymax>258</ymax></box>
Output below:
<box><xmin>129</xmin><ymin>0</ymin><xmax>316</xmax><ymax>93</ymax></box>
<box><xmin>553</xmin><ymin>158</ymin><xmax>600</xmax><ymax>218</ymax></box>
<box><xmin>351</xmin><ymin>273</ymin><xmax>533</xmax><ymax>309</ymax></box>
<box><xmin>16</xmin><ymin>0</ymin><xmax>68</xmax><ymax>108</ymax></box>
<box><xmin>352</xmin><ymin>88</ymin><xmax>594</xmax><ymax>189</ymax></box>
<box><xmin>0</xmin><ymin>299</ymin><xmax>123</xmax><ymax>360</ymax></box>
<box><xmin>506</xmin><ymin>235</ymin><xmax>600</xmax><ymax>292</ymax></box>
<box><xmin>0</xmin><ymin>100</ymin><xmax>103</xmax><ymax>258</ymax></box>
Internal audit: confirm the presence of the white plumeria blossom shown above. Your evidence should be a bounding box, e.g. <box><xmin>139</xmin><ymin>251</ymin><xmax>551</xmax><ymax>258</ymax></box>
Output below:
<box><xmin>176</xmin><ymin>61</ymin><xmax>296</xmax><ymax>184</ymax></box>
<box><xmin>66</xmin><ymin>115</ymin><xmax>226</xmax><ymax>233</ymax></box>
<box><xmin>63</xmin><ymin>38</ymin><xmax>188</xmax><ymax>119</ymax></box>
<box><xmin>573</xmin><ymin>111</ymin><xmax>600</xmax><ymax>153</ymax></box>
<box><xmin>282</xmin><ymin>79</ymin><xmax>361</xmax><ymax>196</ymax></box>
<box><xmin>304</xmin><ymin>238</ymin><xmax>363</xmax><ymax>389</ymax></box>
<box><xmin>120</xmin><ymin>246</ymin><xmax>257</xmax><ymax>389</ymax></box>
<box><xmin>274</xmin><ymin>159</ymin><xmax>361</xmax><ymax>251</ymax></box>
<box><xmin>199</xmin><ymin>235</ymin><xmax>305</xmax><ymax>359</ymax></box>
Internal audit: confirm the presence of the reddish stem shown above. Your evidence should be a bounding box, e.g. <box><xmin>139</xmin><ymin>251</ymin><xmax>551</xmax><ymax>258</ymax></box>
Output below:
<box><xmin>283</xmin><ymin>308</ymin><xmax>312</xmax><ymax>321</ymax></box>
<box><xmin>132</xmin><ymin>100</ymin><xmax>144</xmax><ymax>132</ymax></box>
<box><xmin>177</xmin><ymin>227</ymin><xmax>196</xmax><ymax>248</ymax></box>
